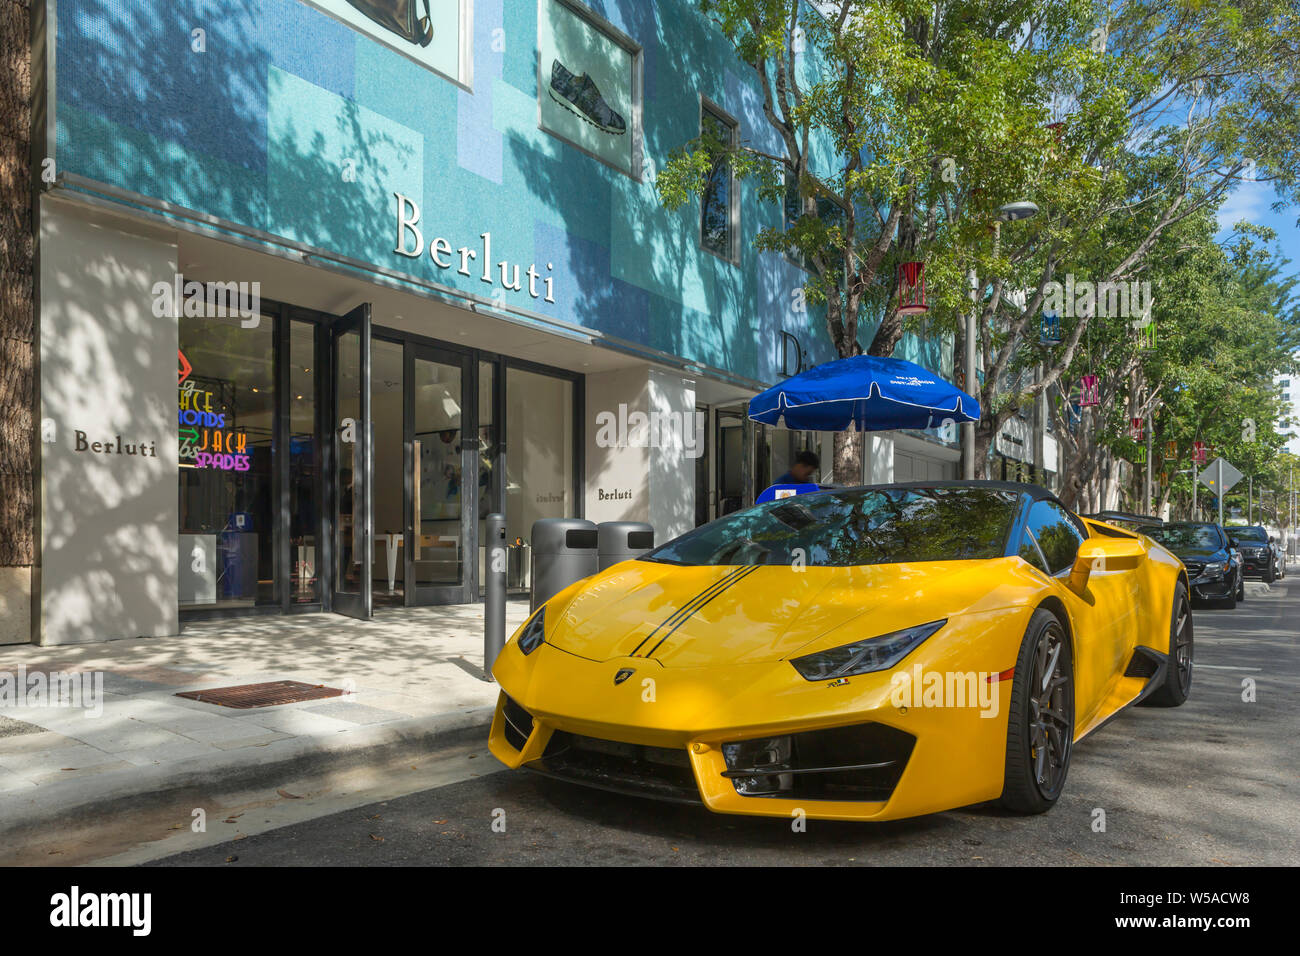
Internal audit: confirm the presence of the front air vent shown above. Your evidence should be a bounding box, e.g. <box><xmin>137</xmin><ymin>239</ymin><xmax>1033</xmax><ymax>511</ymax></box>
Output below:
<box><xmin>722</xmin><ymin>722</ymin><xmax>916</xmax><ymax>802</ymax></box>
<box><xmin>535</xmin><ymin>731</ymin><xmax>701</xmax><ymax>803</ymax></box>
<box><xmin>501</xmin><ymin>695</ymin><xmax>534</xmax><ymax>752</ymax></box>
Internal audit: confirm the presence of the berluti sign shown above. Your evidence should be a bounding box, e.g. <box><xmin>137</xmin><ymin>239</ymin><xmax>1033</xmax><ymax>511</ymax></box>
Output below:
<box><xmin>392</xmin><ymin>193</ymin><xmax>558</xmax><ymax>303</ymax></box>
<box><xmin>72</xmin><ymin>432</ymin><xmax>160</xmax><ymax>459</ymax></box>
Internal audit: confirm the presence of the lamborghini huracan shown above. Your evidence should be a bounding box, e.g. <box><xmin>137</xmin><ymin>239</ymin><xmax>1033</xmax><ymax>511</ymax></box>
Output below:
<box><xmin>489</xmin><ymin>481</ymin><xmax>1192</xmax><ymax>822</ymax></box>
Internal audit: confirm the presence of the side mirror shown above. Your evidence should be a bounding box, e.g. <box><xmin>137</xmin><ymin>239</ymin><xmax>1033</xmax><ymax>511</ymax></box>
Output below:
<box><xmin>1068</xmin><ymin>537</ymin><xmax>1145</xmax><ymax>595</ymax></box>
<box><xmin>1229</xmin><ymin>537</ymin><xmax>1239</xmax><ymax>548</ymax></box>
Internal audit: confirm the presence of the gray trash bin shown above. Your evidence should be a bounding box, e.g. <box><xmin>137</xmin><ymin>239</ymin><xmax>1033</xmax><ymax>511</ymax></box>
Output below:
<box><xmin>530</xmin><ymin>518</ymin><xmax>598</xmax><ymax>612</ymax></box>
<box><xmin>597</xmin><ymin>521</ymin><xmax>655</xmax><ymax>571</ymax></box>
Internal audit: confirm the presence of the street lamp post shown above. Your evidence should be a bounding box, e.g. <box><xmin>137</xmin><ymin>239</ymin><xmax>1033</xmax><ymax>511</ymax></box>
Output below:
<box><xmin>1145</xmin><ymin>414</ymin><xmax>1153</xmax><ymax>514</ymax></box>
<box><xmin>965</xmin><ymin>201</ymin><xmax>1040</xmax><ymax>481</ymax></box>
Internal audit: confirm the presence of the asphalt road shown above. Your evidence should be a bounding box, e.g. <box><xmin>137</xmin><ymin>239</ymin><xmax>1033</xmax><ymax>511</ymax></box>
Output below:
<box><xmin>150</xmin><ymin>575</ymin><xmax>1299</xmax><ymax>866</ymax></box>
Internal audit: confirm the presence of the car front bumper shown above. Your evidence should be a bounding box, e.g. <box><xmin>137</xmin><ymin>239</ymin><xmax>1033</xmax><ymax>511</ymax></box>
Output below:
<box><xmin>488</xmin><ymin>614</ymin><xmax>1030</xmax><ymax>822</ymax></box>
<box><xmin>1189</xmin><ymin>573</ymin><xmax>1234</xmax><ymax>601</ymax></box>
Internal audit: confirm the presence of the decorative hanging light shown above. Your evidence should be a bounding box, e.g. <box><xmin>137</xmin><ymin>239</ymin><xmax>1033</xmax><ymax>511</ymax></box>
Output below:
<box><xmin>1078</xmin><ymin>374</ymin><xmax>1101</xmax><ymax>408</ymax></box>
<box><xmin>1045</xmin><ymin>122</ymin><xmax>1067</xmax><ymax>160</ymax></box>
<box><xmin>1135</xmin><ymin>318</ymin><xmax>1157</xmax><ymax>352</ymax></box>
<box><xmin>1040</xmin><ymin>311</ymin><xmax>1063</xmax><ymax>345</ymax></box>
<box><xmin>1129</xmin><ymin>417</ymin><xmax>1144</xmax><ymax>441</ymax></box>
<box><xmin>1164</xmin><ymin>440</ymin><xmax>1178</xmax><ymax>461</ymax></box>
<box><xmin>896</xmin><ymin>261</ymin><xmax>928</xmax><ymax>315</ymax></box>
<box><xmin>1193</xmin><ymin>440</ymin><xmax>1208</xmax><ymax>465</ymax></box>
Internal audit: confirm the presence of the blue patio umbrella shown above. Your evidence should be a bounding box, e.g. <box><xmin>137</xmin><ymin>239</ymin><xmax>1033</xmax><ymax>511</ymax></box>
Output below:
<box><xmin>748</xmin><ymin>355</ymin><xmax>980</xmax><ymax>432</ymax></box>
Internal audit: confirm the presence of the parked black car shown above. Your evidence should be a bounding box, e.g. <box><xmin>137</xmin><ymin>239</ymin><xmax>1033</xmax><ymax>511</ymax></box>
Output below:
<box><xmin>1139</xmin><ymin>522</ymin><xmax>1246</xmax><ymax>609</ymax></box>
<box><xmin>1228</xmin><ymin>525</ymin><xmax>1281</xmax><ymax>583</ymax></box>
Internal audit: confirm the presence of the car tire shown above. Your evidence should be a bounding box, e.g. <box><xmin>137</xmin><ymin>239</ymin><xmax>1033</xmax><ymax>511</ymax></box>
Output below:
<box><xmin>1263</xmin><ymin>564</ymin><xmax>1274</xmax><ymax>584</ymax></box>
<box><xmin>999</xmin><ymin>608</ymin><xmax>1074</xmax><ymax>815</ymax></box>
<box><xmin>1145</xmin><ymin>582</ymin><xmax>1193</xmax><ymax>707</ymax></box>
<box><xmin>1238</xmin><ymin>572</ymin><xmax>1246</xmax><ymax>601</ymax></box>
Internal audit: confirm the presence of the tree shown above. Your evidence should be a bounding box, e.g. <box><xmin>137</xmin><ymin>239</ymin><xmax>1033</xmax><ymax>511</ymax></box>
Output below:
<box><xmin>661</xmin><ymin>1</ymin><xmax>1300</xmax><ymax>495</ymax></box>
<box><xmin>658</xmin><ymin>0</ymin><xmax>1076</xmax><ymax>483</ymax></box>
<box><xmin>0</xmin><ymin>0</ymin><xmax>34</xmax><ymax>576</ymax></box>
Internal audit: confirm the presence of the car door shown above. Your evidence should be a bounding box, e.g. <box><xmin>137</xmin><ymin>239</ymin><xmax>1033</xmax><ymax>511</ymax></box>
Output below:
<box><xmin>1022</xmin><ymin>501</ymin><xmax>1137</xmax><ymax>729</ymax></box>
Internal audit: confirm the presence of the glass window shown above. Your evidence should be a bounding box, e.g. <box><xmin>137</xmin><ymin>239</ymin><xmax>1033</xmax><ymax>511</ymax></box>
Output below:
<box><xmin>477</xmin><ymin>360</ymin><xmax>503</xmax><ymax>592</ymax></box>
<box><xmin>1144</xmin><ymin>523</ymin><xmax>1227</xmax><ymax>551</ymax></box>
<box><xmin>506</xmin><ymin>367</ymin><xmax>574</xmax><ymax>544</ymax></box>
<box><xmin>372</xmin><ymin>339</ymin><xmax>406</xmax><ymax>601</ymax></box>
<box><xmin>289</xmin><ymin>320</ymin><xmax>319</xmax><ymax>603</ymax></box>
<box><xmin>645</xmin><ymin>487</ymin><xmax>1020</xmax><ymax>567</ymax></box>
<box><xmin>334</xmin><ymin>329</ymin><xmax>363</xmax><ymax>595</ymax></box>
<box><xmin>1018</xmin><ymin>528</ymin><xmax>1049</xmax><ymax>573</ymax></box>
<box><xmin>784</xmin><ymin>175</ymin><xmax>845</xmax><ymax>272</ymax></box>
<box><xmin>1025</xmin><ymin>500</ymin><xmax>1085</xmax><ymax>575</ymax></box>
<box><xmin>178</xmin><ymin>311</ymin><xmax>276</xmax><ymax>608</ymax></box>
<box><xmin>701</xmin><ymin>103</ymin><xmax>737</xmax><ymax>260</ymax></box>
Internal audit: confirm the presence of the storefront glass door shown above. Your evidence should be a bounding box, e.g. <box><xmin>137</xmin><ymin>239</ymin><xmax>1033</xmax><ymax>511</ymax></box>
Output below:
<box><xmin>406</xmin><ymin>345</ymin><xmax>476</xmax><ymax>605</ymax></box>
<box><xmin>330</xmin><ymin>305</ymin><xmax>373</xmax><ymax>619</ymax></box>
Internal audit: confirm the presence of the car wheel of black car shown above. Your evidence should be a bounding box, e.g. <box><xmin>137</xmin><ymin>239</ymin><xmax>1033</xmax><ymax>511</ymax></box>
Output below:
<box><xmin>1263</xmin><ymin>563</ymin><xmax>1275</xmax><ymax>584</ymax></box>
<box><xmin>1146</xmin><ymin>582</ymin><xmax>1193</xmax><ymax>707</ymax></box>
<box><xmin>1237</xmin><ymin>571</ymin><xmax>1246</xmax><ymax>601</ymax></box>
<box><xmin>1000</xmin><ymin>608</ymin><xmax>1074</xmax><ymax>814</ymax></box>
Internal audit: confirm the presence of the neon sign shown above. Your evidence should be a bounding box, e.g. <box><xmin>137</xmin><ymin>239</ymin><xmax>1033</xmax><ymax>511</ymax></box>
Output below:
<box><xmin>178</xmin><ymin>378</ymin><xmax>250</xmax><ymax>470</ymax></box>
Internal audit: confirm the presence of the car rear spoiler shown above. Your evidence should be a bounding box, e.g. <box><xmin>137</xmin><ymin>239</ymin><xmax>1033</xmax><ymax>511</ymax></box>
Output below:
<box><xmin>1083</xmin><ymin>510</ymin><xmax>1163</xmax><ymax>527</ymax></box>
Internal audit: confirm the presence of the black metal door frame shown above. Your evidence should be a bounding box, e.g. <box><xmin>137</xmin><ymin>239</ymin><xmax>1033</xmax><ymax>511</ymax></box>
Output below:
<box><xmin>327</xmin><ymin>303</ymin><xmax>373</xmax><ymax>620</ymax></box>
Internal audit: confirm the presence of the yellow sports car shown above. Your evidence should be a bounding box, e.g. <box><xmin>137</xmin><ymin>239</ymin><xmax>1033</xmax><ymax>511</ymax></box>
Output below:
<box><xmin>489</xmin><ymin>481</ymin><xmax>1192</xmax><ymax>821</ymax></box>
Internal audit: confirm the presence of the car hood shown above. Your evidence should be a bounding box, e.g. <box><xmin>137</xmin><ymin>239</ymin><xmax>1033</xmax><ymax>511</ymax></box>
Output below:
<box><xmin>546</xmin><ymin>558</ymin><xmax>1019</xmax><ymax>667</ymax></box>
<box><xmin>1167</xmin><ymin>546</ymin><xmax>1227</xmax><ymax>561</ymax></box>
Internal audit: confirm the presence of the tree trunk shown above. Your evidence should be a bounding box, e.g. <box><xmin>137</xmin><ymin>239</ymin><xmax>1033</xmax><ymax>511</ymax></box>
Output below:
<box><xmin>0</xmin><ymin>0</ymin><xmax>34</xmax><ymax>570</ymax></box>
<box><xmin>832</xmin><ymin>429</ymin><xmax>863</xmax><ymax>486</ymax></box>
<box><xmin>973</xmin><ymin>421</ymin><xmax>996</xmax><ymax>480</ymax></box>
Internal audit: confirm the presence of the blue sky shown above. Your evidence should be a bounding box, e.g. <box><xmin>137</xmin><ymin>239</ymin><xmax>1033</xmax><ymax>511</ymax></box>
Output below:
<box><xmin>1217</xmin><ymin>176</ymin><xmax>1299</xmax><ymax>274</ymax></box>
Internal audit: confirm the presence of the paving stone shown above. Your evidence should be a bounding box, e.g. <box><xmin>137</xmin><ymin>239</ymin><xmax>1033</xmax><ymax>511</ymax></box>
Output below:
<box><xmin>302</xmin><ymin>701</ymin><xmax>410</xmax><ymax>725</ymax></box>
<box><xmin>208</xmin><ymin>732</ymin><xmax>293</xmax><ymax>751</ymax></box>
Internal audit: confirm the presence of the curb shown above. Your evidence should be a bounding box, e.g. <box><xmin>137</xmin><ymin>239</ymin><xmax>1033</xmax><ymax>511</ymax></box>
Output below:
<box><xmin>0</xmin><ymin>705</ymin><xmax>496</xmax><ymax>842</ymax></box>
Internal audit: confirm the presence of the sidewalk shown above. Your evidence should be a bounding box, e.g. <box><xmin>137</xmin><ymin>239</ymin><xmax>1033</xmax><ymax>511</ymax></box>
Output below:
<box><xmin>0</xmin><ymin>601</ymin><xmax>529</xmax><ymax>837</ymax></box>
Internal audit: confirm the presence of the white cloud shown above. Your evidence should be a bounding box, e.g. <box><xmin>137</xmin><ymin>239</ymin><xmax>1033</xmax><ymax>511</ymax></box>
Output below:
<box><xmin>1216</xmin><ymin>179</ymin><xmax>1271</xmax><ymax>232</ymax></box>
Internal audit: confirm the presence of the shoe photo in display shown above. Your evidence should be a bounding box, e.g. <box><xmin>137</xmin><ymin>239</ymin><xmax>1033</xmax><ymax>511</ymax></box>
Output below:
<box><xmin>549</xmin><ymin>59</ymin><xmax>626</xmax><ymax>135</ymax></box>
<box><xmin>346</xmin><ymin>0</ymin><xmax>433</xmax><ymax>47</ymax></box>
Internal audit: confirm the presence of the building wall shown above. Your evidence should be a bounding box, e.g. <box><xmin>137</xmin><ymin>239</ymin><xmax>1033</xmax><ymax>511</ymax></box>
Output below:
<box><xmin>1279</xmin><ymin>370</ymin><xmax>1300</xmax><ymax>455</ymax></box>
<box><xmin>38</xmin><ymin>204</ymin><xmax>179</xmax><ymax>644</ymax></box>
<box><xmin>52</xmin><ymin>0</ymin><xmax>825</xmax><ymax>386</ymax></box>
<box><xmin>584</xmin><ymin>365</ymin><xmax>695</xmax><ymax>542</ymax></box>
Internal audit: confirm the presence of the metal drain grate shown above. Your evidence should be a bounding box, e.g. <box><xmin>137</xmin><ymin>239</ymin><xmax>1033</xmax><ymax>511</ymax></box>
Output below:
<box><xmin>175</xmin><ymin>680</ymin><xmax>345</xmax><ymax>709</ymax></box>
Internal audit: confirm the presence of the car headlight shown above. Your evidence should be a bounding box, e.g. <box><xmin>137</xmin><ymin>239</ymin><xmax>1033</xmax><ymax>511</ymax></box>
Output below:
<box><xmin>789</xmin><ymin>620</ymin><xmax>946</xmax><ymax>681</ymax></box>
<box><xmin>515</xmin><ymin>608</ymin><xmax>546</xmax><ymax>656</ymax></box>
<box><xmin>1203</xmin><ymin>561</ymin><xmax>1228</xmax><ymax>577</ymax></box>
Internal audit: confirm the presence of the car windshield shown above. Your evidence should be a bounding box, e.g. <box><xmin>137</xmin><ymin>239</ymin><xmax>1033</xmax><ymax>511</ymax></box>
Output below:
<box><xmin>642</xmin><ymin>486</ymin><xmax>1021</xmax><ymax>567</ymax></box>
<box><xmin>1232</xmin><ymin>526</ymin><xmax>1268</xmax><ymax>543</ymax></box>
<box><xmin>1143</xmin><ymin>523</ymin><xmax>1222</xmax><ymax>551</ymax></box>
